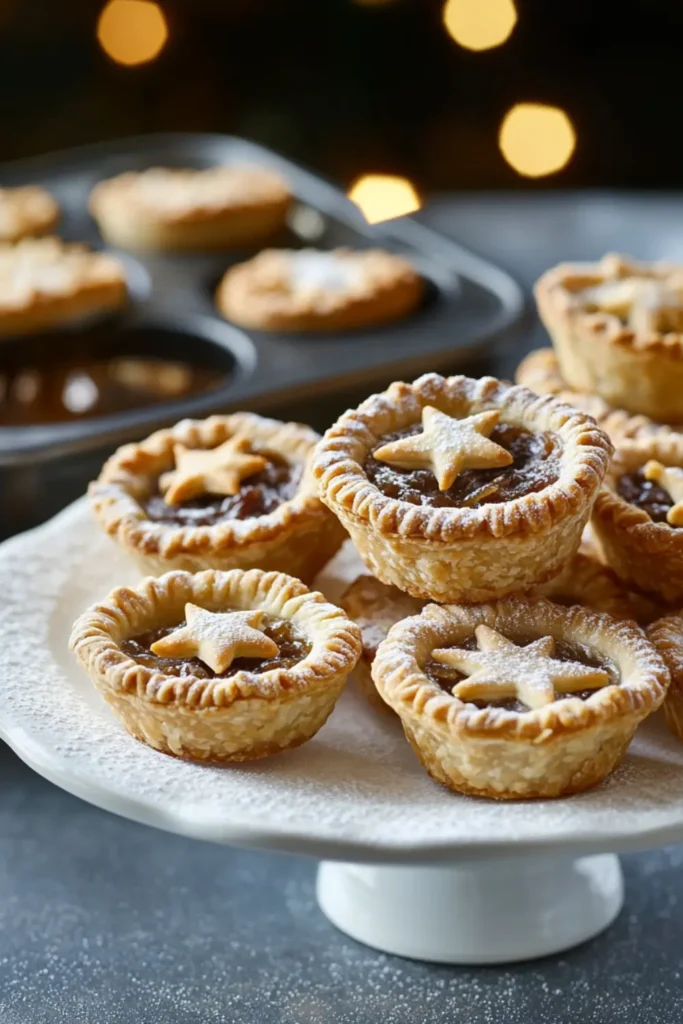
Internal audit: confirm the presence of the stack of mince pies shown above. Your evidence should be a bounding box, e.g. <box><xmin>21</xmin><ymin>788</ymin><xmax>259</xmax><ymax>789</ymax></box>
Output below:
<box><xmin>71</xmin><ymin>369</ymin><xmax>680</xmax><ymax>802</ymax></box>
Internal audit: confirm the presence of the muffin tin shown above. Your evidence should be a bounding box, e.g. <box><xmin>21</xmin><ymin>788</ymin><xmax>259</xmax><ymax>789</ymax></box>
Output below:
<box><xmin>0</xmin><ymin>133</ymin><xmax>524</xmax><ymax>469</ymax></box>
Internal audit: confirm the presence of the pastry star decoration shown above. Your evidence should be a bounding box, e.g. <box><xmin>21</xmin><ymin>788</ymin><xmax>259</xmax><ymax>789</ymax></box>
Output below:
<box><xmin>373</xmin><ymin>406</ymin><xmax>513</xmax><ymax>492</ymax></box>
<box><xmin>150</xmin><ymin>604</ymin><xmax>279</xmax><ymax>674</ymax></box>
<box><xmin>644</xmin><ymin>460</ymin><xmax>683</xmax><ymax>527</ymax></box>
<box><xmin>160</xmin><ymin>436</ymin><xmax>267</xmax><ymax>506</ymax></box>
<box><xmin>432</xmin><ymin>624</ymin><xmax>610</xmax><ymax>711</ymax></box>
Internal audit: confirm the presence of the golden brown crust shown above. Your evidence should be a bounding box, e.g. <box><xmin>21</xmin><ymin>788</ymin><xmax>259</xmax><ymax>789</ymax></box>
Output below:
<box><xmin>313</xmin><ymin>373</ymin><xmax>612</xmax><ymax>603</ymax></box>
<box><xmin>340</xmin><ymin>574</ymin><xmax>424</xmax><ymax>710</ymax></box>
<box><xmin>216</xmin><ymin>248</ymin><xmax>423</xmax><ymax>333</ymax></box>
<box><xmin>515</xmin><ymin>348</ymin><xmax>677</xmax><ymax>442</ymax></box>
<box><xmin>592</xmin><ymin>435</ymin><xmax>683</xmax><ymax>604</ymax></box>
<box><xmin>0</xmin><ymin>185</ymin><xmax>59</xmax><ymax>243</ymax></box>
<box><xmin>532</xmin><ymin>552</ymin><xmax>639</xmax><ymax>619</ymax></box>
<box><xmin>646</xmin><ymin>613</ymin><xmax>683</xmax><ymax>741</ymax></box>
<box><xmin>89</xmin><ymin>412</ymin><xmax>347</xmax><ymax>581</ymax></box>
<box><xmin>535</xmin><ymin>254</ymin><xmax>683</xmax><ymax>422</ymax></box>
<box><xmin>69</xmin><ymin>568</ymin><xmax>362</xmax><ymax>762</ymax></box>
<box><xmin>0</xmin><ymin>237</ymin><xmax>127</xmax><ymax>337</ymax></box>
<box><xmin>89</xmin><ymin>166</ymin><xmax>291</xmax><ymax>251</ymax></box>
<box><xmin>372</xmin><ymin>596</ymin><xmax>669</xmax><ymax>799</ymax></box>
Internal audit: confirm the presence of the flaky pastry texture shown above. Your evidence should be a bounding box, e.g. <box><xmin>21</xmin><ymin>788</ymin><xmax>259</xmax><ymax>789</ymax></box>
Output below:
<box><xmin>313</xmin><ymin>373</ymin><xmax>612</xmax><ymax>603</ymax></box>
<box><xmin>535</xmin><ymin>254</ymin><xmax>683</xmax><ymax>422</ymax></box>
<box><xmin>372</xmin><ymin>597</ymin><xmax>669</xmax><ymax>800</ymax></box>
<box><xmin>90</xmin><ymin>412</ymin><xmax>346</xmax><ymax>581</ymax></box>
<box><xmin>592</xmin><ymin>435</ymin><xmax>683</xmax><ymax>604</ymax></box>
<box><xmin>70</xmin><ymin>567</ymin><xmax>361</xmax><ymax>762</ymax></box>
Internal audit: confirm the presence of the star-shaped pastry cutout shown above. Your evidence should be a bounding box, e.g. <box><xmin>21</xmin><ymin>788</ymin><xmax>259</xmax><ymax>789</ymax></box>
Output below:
<box><xmin>150</xmin><ymin>603</ymin><xmax>279</xmax><ymax>674</ymax></box>
<box><xmin>644</xmin><ymin>460</ymin><xmax>683</xmax><ymax>527</ymax></box>
<box><xmin>159</xmin><ymin>436</ymin><xmax>267</xmax><ymax>506</ymax></box>
<box><xmin>373</xmin><ymin>406</ymin><xmax>513</xmax><ymax>492</ymax></box>
<box><xmin>432</xmin><ymin>624</ymin><xmax>610</xmax><ymax>710</ymax></box>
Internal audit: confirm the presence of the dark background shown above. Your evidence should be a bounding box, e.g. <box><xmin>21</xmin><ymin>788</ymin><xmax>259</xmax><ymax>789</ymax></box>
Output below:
<box><xmin>0</xmin><ymin>0</ymin><xmax>676</xmax><ymax>191</ymax></box>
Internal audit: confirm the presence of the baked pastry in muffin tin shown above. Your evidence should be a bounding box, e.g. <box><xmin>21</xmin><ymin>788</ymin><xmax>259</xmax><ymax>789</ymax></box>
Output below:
<box><xmin>216</xmin><ymin>247</ymin><xmax>423</xmax><ymax>333</ymax></box>
<box><xmin>89</xmin><ymin>165</ymin><xmax>292</xmax><ymax>251</ymax></box>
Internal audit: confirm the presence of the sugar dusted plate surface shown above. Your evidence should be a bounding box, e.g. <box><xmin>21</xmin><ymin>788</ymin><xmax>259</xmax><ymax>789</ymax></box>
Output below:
<box><xmin>1</xmin><ymin>499</ymin><xmax>683</xmax><ymax>863</ymax></box>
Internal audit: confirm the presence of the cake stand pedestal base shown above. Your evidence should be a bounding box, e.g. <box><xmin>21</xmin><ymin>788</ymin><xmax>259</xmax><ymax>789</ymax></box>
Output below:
<box><xmin>317</xmin><ymin>853</ymin><xmax>624</xmax><ymax>964</ymax></box>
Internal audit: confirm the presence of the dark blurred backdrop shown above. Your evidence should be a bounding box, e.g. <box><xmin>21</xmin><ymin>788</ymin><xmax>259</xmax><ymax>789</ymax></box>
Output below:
<box><xmin>0</xmin><ymin>0</ymin><xmax>677</xmax><ymax>197</ymax></box>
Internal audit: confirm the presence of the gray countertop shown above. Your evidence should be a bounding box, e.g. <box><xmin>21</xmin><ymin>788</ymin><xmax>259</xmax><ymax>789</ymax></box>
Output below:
<box><xmin>2</xmin><ymin>193</ymin><xmax>683</xmax><ymax>1022</ymax></box>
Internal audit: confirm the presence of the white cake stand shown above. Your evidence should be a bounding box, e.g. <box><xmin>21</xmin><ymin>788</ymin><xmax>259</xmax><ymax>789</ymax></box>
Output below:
<box><xmin>1</xmin><ymin>501</ymin><xmax>683</xmax><ymax>964</ymax></box>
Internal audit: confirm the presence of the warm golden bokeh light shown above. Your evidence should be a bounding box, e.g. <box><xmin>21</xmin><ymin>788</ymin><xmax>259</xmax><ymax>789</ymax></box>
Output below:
<box><xmin>97</xmin><ymin>0</ymin><xmax>168</xmax><ymax>67</ymax></box>
<box><xmin>348</xmin><ymin>174</ymin><xmax>421</xmax><ymax>224</ymax></box>
<box><xmin>498</xmin><ymin>103</ymin><xmax>576</xmax><ymax>178</ymax></box>
<box><xmin>442</xmin><ymin>0</ymin><xmax>517</xmax><ymax>52</ymax></box>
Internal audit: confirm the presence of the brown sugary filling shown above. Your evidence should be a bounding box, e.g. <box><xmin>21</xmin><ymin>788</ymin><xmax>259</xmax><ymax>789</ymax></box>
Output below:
<box><xmin>364</xmin><ymin>423</ymin><xmax>560</xmax><ymax>508</ymax></box>
<box><xmin>617</xmin><ymin>469</ymin><xmax>679</xmax><ymax>526</ymax></box>
<box><xmin>143</xmin><ymin>449</ymin><xmax>301</xmax><ymax>526</ymax></box>
<box><xmin>120</xmin><ymin>614</ymin><xmax>311</xmax><ymax>679</ymax></box>
<box><xmin>424</xmin><ymin>635</ymin><xmax>619</xmax><ymax>713</ymax></box>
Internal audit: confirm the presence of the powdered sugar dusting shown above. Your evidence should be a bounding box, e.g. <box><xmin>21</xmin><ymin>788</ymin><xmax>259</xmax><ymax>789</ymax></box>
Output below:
<box><xmin>1</xmin><ymin>499</ymin><xmax>683</xmax><ymax>859</ymax></box>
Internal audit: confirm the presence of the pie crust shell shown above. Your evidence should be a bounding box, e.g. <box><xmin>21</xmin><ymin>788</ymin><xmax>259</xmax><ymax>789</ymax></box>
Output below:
<box><xmin>371</xmin><ymin>597</ymin><xmax>669</xmax><ymax>800</ymax></box>
<box><xmin>341</xmin><ymin>554</ymin><xmax>639</xmax><ymax>712</ymax></box>
<box><xmin>216</xmin><ymin>248</ymin><xmax>423</xmax><ymax>332</ymax></box>
<box><xmin>89</xmin><ymin>166</ymin><xmax>291</xmax><ymax>251</ymax></box>
<box><xmin>69</xmin><ymin>568</ymin><xmax>362</xmax><ymax>762</ymax></box>
<box><xmin>312</xmin><ymin>373</ymin><xmax>613</xmax><ymax>603</ymax></box>
<box><xmin>647</xmin><ymin>613</ymin><xmax>683</xmax><ymax>743</ymax></box>
<box><xmin>0</xmin><ymin>185</ymin><xmax>59</xmax><ymax>243</ymax></box>
<box><xmin>0</xmin><ymin>237</ymin><xmax>127</xmax><ymax>337</ymax></box>
<box><xmin>535</xmin><ymin>254</ymin><xmax>683</xmax><ymax>422</ymax></box>
<box><xmin>89</xmin><ymin>412</ymin><xmax>347</xmax><ymax>581</ymax></box>
<box><xmin>515</xmin><ymin>348</ymin><xmax>676</xmax><ymax>443</ymax></box>
<box><xmin>591</xmin><ymin>435</ymin><xmax>683</xmax><ymax>604</ymax></box>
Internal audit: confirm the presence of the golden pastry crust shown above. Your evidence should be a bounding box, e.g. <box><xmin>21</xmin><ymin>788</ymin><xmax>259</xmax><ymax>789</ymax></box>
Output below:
<box><xmin>515</xmin><ymin>348</ymin><xmax>676</xmax><ymax>442</ymax></box>
<box><xmin>592</xmin><ymin>435</ymin><xmax>683</xmax><ymax>604</ymax></box>
<box><xmin>372</xmin><ymin>597</ymin><xmax>669</xmax><ymax>800</ymax></box>
<box><xmin>0</xmin><ymin>237</ymin><xmax>127</xmax><ymax>337</ymax></box>
<box><xmin>89</xmin><ymin>412</ymin><xmax>347</xmax><ymax>581</ymax></box>
<box><xmin>216</xmin><ymin>247</ymin><xmax>423</xmax><ymax>333</ymax></box>
<box><xmin>89</xmin><ymin>166</ymin><xmax>291</xmax><ymax>251</ymax></box>
<box><xmin>531</xmin><ymin>552</ymin><xmax>639</xmax><ymax>619</ymax></box>
<box><xmin>647</xmin><ymin>613</ymin><xmax>683</xmax><ymax>742</ymax></box>
<box><xmin>70</xmin><ymin>568</ymin><xmax>362</xmax><ymax>762</ymax></box>
<box><xmin>312</xmin><ymin>373</ymin><xmax>612</xmax><ymax>603</ymax></box>
<box><xmin>340</xmin><ymin>574</ymin><xmax>424</xmax><ymax>710</ymax></box>
<box><xmin>0</xmin><ymin>185</ymin><xmax>59</xmax><ymax>243</ymax></box>
<box><xmin>535</xmin><ymin>254</ymin><xmax>683</xmax><ymax>422</ymax></box>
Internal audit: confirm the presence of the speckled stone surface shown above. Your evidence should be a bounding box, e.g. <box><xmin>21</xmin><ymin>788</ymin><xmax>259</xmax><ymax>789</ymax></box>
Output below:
<box><xmin>1</xmin><ymin>738</ymin><xmax>683</xmax><ymax>1023</ymax></box>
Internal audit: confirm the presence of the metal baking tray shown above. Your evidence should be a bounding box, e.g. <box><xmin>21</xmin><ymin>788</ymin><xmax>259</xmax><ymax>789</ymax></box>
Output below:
<box><xmin>0</xmin><ymin>132</ymin><xmax>524</xmax><ymax>471</ymax></box>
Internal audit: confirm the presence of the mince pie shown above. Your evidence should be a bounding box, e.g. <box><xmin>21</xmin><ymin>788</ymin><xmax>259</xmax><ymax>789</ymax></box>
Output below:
<box><xmin>592</xmin><ymin>435</ymin><xmax>683</xmax><ymax>604</ymax></box>
<box><xmin>647</xmin><ymin>612</ymin><xmax>683</xmax><ymax>744</ymax></box>
<box><xmin>70</xmin><ymin>568</ymin><xmax>361</xmax><ymax>762</ymax></box>
<box><xmin>216</xmin><ymin>247</ymin><xmax>422</xmax><ymax>332</ymax></box>
<box><xmin>89</xmin><ymin>166</ymin><xmax>291</xmax><ymax>251</ymax></box>
<box><xmin>0</xmin><ymin>185</ymin><xmax>59</xmax><ymax>243</ymax></box>
<box><xmin>535</xmin><ymin>253</ymin><xmax>683</xmax><ymax>422</ymax></box>
<box><xmin>371</xmin><ymin>597</ymin><xmax>668</xmax><ymax>799</ymax></box>
<box><xmin>0</xmin><ymin>237</ymin><xmax>127</xmax><ymax>337</ymax></box>
<box><xmin>341</xmin><ymin>555</ymin><xmax>637</xmax><ymax>712</ymax></box>
<box><xmin>89</xmin><ymin>412</ymin><xmax>347</xmax><ymax>581</ymax></box>
<box><xmin>515</xmin><ymin>348</ymin><xmax>677</xmax><ymax>443</ymax></box>
<box><xmin>312</xmin><ymin>373</ymin><xmax>612</xmax><ymax>603</ymax></box>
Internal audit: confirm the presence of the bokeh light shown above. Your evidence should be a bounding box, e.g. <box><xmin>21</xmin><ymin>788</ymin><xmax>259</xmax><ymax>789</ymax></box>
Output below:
<box><xmin>348</xmin><ymin>174</ymin><xmax>421</xmax><ymax>224</ymax></box>
<box><xmin>498</xmin><ymin>103</ymin><xmax>576</xmax><ymax>178</ymax></box>
<box><xmin>442</xmin><ymin>0</ymin><xmax>517</xmax><ymax>52</ymax></box>
<box><xmin>97</xmin><ymin>0</ymin><xmax>169</xmax><ymax>67</ymax></box>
